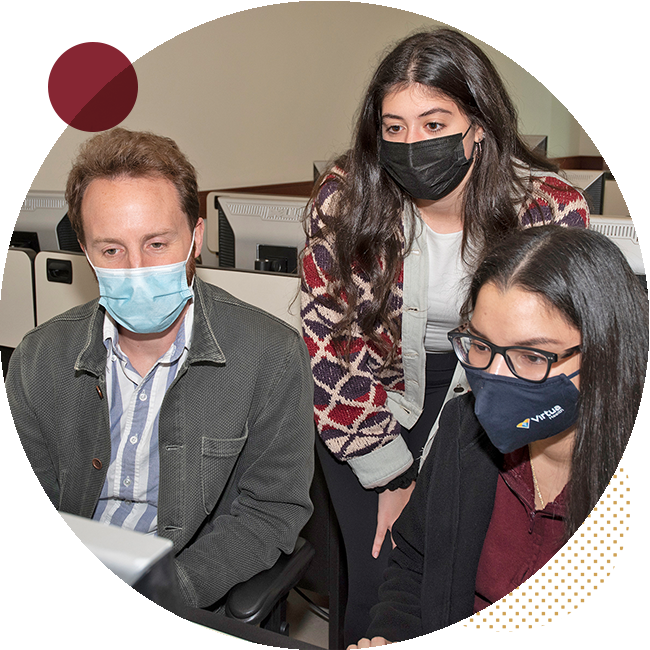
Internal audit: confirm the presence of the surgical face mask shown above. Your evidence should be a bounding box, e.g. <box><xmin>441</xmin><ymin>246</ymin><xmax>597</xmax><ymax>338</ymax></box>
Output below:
<box><xmin>86</xmin><ymin>230</ymin><xmax>196</xmax><ymax>334</ymax></box>
<box><xmin>464</xmin><ymin>367</ymin><xmax>581</xmax><ymax>454</ymax></box>
<box><xmin>379</xmin><ymin>125</ymin><xmax>474</xmax><ymax>201</ymax></box>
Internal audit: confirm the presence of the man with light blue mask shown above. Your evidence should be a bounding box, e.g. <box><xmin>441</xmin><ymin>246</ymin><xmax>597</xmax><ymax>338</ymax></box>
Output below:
<box><xmin>6</xmin><ymin>128</ymin><xmax>314</xmax><ymax>611</ymax></box>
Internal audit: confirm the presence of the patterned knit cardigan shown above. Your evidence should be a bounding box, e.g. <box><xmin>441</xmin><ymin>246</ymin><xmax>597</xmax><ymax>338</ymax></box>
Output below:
<box><xmin>300</xmin><ymin>171</ymin><xmax>589</xmax><ymax>467</ymax></box>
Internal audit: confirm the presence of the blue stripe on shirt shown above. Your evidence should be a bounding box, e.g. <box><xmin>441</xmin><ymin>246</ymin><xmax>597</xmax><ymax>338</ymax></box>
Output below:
<box><xmin>92</xmin><ymin>305</ymin><xmax>192</xmax><ymax>534</ymax></box>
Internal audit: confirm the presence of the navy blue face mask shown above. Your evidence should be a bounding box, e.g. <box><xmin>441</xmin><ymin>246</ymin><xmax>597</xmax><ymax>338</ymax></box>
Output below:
<box><xmin>464</xmin><ymin>367</ymin><xmax>581</xmax><ymax>454</ymax></box>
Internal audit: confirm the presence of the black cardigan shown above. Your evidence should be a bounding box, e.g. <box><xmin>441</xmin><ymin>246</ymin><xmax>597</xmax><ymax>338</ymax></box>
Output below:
<box><xmin>367</xmin><ymin>392</ymin><xmax>503</xmax><ymax>641</ymax></box>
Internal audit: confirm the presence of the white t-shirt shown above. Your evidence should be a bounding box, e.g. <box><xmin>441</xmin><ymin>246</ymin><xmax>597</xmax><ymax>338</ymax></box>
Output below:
<box><xmin>423</xmin><ymin>224</ymin><xmax>467</xmax><ymax>353</ymax></box>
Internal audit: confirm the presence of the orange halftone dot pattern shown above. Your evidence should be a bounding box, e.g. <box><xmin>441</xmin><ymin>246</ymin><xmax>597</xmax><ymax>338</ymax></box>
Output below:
<box><xmin>465</xmin><ymin>468</ymin><xmax>629</xmax><ymax>630</ymax></box>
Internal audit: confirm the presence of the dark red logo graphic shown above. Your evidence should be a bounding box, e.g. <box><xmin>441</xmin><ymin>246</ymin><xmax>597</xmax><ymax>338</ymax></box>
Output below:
<box><xmin>45</xmin><ymin>41</ymin><xmax>140</xmax><ymax>133</ymax></box>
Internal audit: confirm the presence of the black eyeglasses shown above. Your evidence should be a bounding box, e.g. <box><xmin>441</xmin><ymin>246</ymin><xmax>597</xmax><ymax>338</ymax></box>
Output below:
<box><xmin>447</xmin><ymin>326</ymin><xmax>581</xmax><ymax>383</ymax></box>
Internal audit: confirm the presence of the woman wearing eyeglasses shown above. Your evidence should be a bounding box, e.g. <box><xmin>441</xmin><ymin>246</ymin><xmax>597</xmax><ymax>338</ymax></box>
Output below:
<box><xmin>301</xmin><ymin>28</ymin><xmax>589</xmax><ymax>643</ymax></box>
<box><xmin>349</xmin><ymin>225</ymin><xmax>648</xmax><ymax>646</ymax></box>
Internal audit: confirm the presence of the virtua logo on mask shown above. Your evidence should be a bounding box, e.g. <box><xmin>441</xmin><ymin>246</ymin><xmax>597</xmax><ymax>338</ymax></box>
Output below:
<box><xmin>517</xmin><ymin>405</ymin><xmax>564</xmax><ymax>429</ymax></box>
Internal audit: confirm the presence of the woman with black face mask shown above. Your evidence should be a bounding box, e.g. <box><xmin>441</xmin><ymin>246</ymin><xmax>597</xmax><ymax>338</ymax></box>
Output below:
<box><xmin>300</xmin><ymin>28</ymin><xmax>589</xmax><ymax>643</ymax></box>
<box><xmin>349</xmin><ymin>225</ymin><xmax>647</xmax><ymax>645</ymax></box>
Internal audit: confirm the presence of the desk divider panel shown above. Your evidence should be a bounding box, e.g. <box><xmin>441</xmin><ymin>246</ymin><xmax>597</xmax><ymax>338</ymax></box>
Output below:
<box><xmin>0</xmin><ymin>248</ymin><xmax>37</xmax><ymax>348</ymax></box>
<box><xmin>196</xmin><ymin>267</ymin><xmax>301</xmax><ymax>331</ymax></box>
<box><xmin>30</xmin><ymin>251</ymin><xmax>301</xmax><ymax>333</ymax></box>
<box><xmin>34</xmin><ymin>251</ymin><xmax>99</xmax><ymax>325</ymax></box>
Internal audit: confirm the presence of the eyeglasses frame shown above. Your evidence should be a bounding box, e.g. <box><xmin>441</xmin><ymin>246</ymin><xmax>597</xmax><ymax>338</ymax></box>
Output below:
<box><xmin>447</xmin><ymin>326</ymin><xmax>581</xmax><ymax>383</ymax></box>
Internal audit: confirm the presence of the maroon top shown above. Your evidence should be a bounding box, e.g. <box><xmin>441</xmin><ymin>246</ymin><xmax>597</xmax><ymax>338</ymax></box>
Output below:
<box><xmin>474</xmin><ymin>446</ymin><xmax>567</xmax><ymax>612</ymax></box>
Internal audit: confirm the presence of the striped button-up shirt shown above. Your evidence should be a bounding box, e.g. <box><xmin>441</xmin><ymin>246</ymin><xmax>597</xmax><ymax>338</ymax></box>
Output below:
<box><xmin>92</xmin><ymin>303</ymin><xmax>194</xmax><ymax>534</ymax></box>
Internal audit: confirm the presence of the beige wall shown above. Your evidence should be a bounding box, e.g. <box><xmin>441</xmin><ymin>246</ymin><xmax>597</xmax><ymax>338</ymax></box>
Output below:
<box><xmin>578</xmin><ymin>2</ymin><xmax>630</xmax><ymax>156</ymax></box>
<box><xmin>30</xmin><ymin>2</ymin><xmax>596</xmax><ymax>193</ymax></box>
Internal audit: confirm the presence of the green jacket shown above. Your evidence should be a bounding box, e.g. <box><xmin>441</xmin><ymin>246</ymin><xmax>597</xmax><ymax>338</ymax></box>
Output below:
<box><xmin>7</xmin><ymin>277</ymin><xmax>315</xmax><ymax>608</ymax></box>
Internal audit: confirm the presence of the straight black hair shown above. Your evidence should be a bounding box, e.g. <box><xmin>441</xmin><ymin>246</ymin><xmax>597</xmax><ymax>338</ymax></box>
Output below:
<box><xmin>461</xmin><ymin>225</ymin><xmax>648</xmax><ymax>538</ymax></box>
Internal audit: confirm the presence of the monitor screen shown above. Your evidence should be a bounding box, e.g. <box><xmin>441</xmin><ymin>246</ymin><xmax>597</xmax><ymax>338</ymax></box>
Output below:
<box><xmin>0</xmin><ymin>497</ymin><xmax>187</xmax><ymax>650</ymax></box>
<box><xmin>206</xmin><ymin>192</ymin><xmax>308</xmax><ymax>275</ymax></box>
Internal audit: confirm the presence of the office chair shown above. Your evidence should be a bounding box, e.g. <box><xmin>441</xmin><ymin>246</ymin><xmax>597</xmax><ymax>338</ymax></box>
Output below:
<box><xmin>177</xmin><ymin>537</ymin><xmax>314</xmax><ymax>639</ymax></box>
<box><xmin>224</xmin><ymin>536</ymin><xmax>315</xmax><ymax>634</ymax></box>
<box><xmin>216</xmin><ymin>446</ymin><xmax>347</xmax><ymax>647</ymax></box>
<box><xmin>296</xmin><ymin>444</ymin><xmax>347</xmax><ymax>650</ymax></box>
<box><xmin>219</xmin><ymin>447</ymin><xmax>346</xmax><ymax>648</ymax></box>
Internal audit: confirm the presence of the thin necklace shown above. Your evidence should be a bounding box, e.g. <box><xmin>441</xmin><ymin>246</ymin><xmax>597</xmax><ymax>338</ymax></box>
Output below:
<box><xmin>529</xmin><ymin>450</ymin><xmax>545</xmax><ymax>510</ymax></box>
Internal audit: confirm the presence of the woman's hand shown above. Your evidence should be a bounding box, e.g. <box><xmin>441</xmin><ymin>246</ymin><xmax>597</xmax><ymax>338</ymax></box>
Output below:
<box><xmin>347</xmin><ymin>637</ymin><xmax>392</xmax><ymax>648</ymax></box>
<box><xmin>372</xmin><ymin>481</ymin><xmax>416</xmax><ymax>558</ymax></box>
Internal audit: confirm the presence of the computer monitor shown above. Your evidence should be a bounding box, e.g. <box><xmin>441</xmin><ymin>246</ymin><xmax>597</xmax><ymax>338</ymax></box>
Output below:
<box><xmin>206</xmin><ymin>192</ymin><xmax>308</xmax><ymax>275</ymax></box>
<box><xmin>603</xmin><ymin>177</ymin><xmax>650</xmax><ymax>217</ymax></box>
<box><xmin>13</xmin><ymin>190</ymin><xmax>81</xmax><ymax>253</ymax></box>
<box><xmin>589</xmin><ymin>215</ymin><xmax>645</xmax><ymax>283</ymax></box>
<box><xmin>0</xmin><ymin>497</ymin><xmax>187</xmax><ymax>650</ymax></box>
<box><xmin>14</xmin><ymin>189</ymin><xmax>218</xmax><ymax>266</ymax></box>
<box><xmin>313</xmin><ymin>160</ymin><xmax>330</xmax><ymax>182</ymax></box>
<box><xmin>561</xmin><ymin>170</ymin><xmax>608</xmax><ymax>215</ymax></box>
<box><xmin>522</xmin><ymin>135</ymin><xmax>548</xmax><ymax>157</ymax></box>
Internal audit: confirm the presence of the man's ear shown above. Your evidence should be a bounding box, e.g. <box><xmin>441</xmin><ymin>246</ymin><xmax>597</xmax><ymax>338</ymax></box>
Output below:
<box><xmin>193</xmin><ymin>218</ymin><xmax>205</xmax><ymax>258</ymax></box>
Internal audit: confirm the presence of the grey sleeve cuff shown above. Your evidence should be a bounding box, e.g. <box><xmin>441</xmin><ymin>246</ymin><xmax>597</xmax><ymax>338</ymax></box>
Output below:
<box><xmin>347</xmin><ymin>436</ymin><xmax>414</xmax><ymax>490</ymax></box>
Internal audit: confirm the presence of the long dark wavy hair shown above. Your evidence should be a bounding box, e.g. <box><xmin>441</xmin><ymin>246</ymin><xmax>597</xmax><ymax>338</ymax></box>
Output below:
<box><xmin>305</xmin><ymin>28</ymin><xmax>559</xmax><ymax>364</ymax></box>
<box><xmin>461</xmin><ymin>225</ymin><xmax>648</xmax><ymax>539</ymax></box>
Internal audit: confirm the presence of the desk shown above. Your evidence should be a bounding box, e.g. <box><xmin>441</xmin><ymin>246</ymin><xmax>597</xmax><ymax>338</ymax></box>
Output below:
<box><xmin>184</xmin><ymin>608</ymin><xmax>323</xmax><ymax>650</ymax></box>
